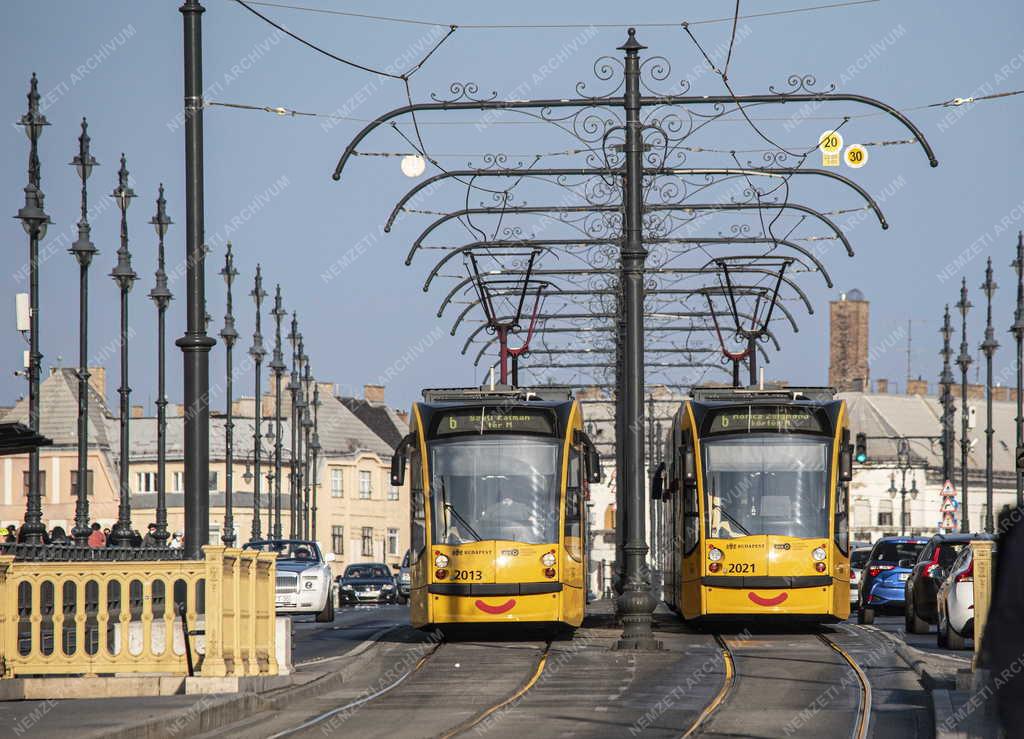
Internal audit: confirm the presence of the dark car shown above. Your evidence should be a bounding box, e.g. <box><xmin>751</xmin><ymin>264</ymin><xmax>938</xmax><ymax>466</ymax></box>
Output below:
<box><xmin>857</xmin><ymin>536</ymin><xmax>929</xmax><ymax>624</ymax></box>
<box><xmin>337</xmin><ymin>562</ymin><xmax>397</xmax><ymax>606</ymax></box>
<box><xmin>905</xmin><ymin>532</ymin><xmax>995</xmax><ymax>633</ymax></box>
<box><xmin>397</xmin><ymin>549</ymin><xmax>411</xmax><ymax>605</ymax></box>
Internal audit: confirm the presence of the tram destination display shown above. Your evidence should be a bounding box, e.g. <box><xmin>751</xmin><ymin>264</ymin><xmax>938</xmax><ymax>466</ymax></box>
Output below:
<box><xmin>433</xmin><ymin>408</ymin><xmax>556</xmax><ymax>436</ymax></box>
<box><xmin>705</xmin><ymin>405</ymin><xmax>826</xmax><ymax>435</ymax></box>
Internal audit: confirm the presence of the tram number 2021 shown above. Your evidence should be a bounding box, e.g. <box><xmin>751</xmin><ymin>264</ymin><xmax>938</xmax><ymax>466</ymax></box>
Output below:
<box><xmin>451</xmin><ymin>569</ymin><xmax>483</xmax><ymax>581</ymax></box>
<box><xmin>725</xmin><ymin>563</ymin><xmax>755</xmax><ymax>574</ymax></box>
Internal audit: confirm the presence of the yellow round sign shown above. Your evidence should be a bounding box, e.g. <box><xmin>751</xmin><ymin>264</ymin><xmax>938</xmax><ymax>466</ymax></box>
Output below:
<box><xmin>844</xmin><ymin>144</ymin><xmax>868</xmax><ymax>169</ymax></box>
<box><xmin>818</xmin><ymin>130</ymin><xmax>843</xmax><ymax>154</ymax></box>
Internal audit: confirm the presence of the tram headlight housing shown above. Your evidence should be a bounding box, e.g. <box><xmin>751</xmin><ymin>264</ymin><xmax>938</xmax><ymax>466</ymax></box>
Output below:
<box><xmin>541</xmin><ymin>551</ymin><xmax>556</xmax><ymax>567</ymax></box>
<box><xmin>434</xmin><ymin>553</ymin><xmax>450</xmax><ymax>568</ymax></box>
<box><xmin>812</xmin><ymin>547</ymin><xmax>827</xmax><ymax>562</ymax></box>
<box><xmin>708</xmin><ymin>547</ymin><xmax>723</xmax><ymax>562</ymax></box>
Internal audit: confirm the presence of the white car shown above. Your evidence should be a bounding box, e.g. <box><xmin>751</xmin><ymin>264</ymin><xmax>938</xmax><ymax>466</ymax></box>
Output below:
<box><xmin>936</xmin><ymin>545</ymin><xmax>979</xmax><ymax>650</ymax></box>
<box><xmin>849</xmin><ymin>547</ymin><xmax>870</xmax><ymax>610</ymax></box>
<box><xmin>244</xmin><ymin>539</ymin><xmax>336</xmax><ymax>623</ymax></box>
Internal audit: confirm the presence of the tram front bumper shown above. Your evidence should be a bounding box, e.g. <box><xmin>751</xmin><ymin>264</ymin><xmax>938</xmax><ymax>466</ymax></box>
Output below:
<box><xmin>426</xmin><ymin>584</ymin><xmax>565</xmax><ymax>623</ymax></box>
<box><xmin>702</xmin><ymin>578</ymin><xmax>839</xmax><ymax>619</ymax></box>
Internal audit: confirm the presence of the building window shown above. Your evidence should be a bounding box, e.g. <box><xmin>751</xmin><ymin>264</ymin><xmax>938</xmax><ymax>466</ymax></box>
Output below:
<box><xmin>331</xmin><ymin>468</ymin><xmax>344</xmax><ymax>498</ymax></box>
<box><xmin>387</xmin><ymin>527</ymin><xmax>399</xmax><ymax>555</ymax></box>
<box><xmin>877</xmin><ymin>499</ymin><xmax>893</xmax><ymax>527</ymax></box>
<box><xmin>387</xmin><ymin>484</ymin><xmax>399</xmax><ymax>501</ymax></box>
<box><xmin>332</xmin><ymin>525</ymin><xmax>344</xmax><ymax>555</ymax></box>
<box><xmin>361</xmin><ymin>526</ymin><xmax>373</xmax><ymax>557</ymax></box>
<box><xmin>208</xmin><ymin>524</ymin><xmax>221</xmax><ymax>545</ymax></box>
<box><xmin>70</xmin><ymin>470</ymin><xmax>94</xmax><ymax>497</ymax></box>
<box><xmin>901</xmin><ymin>511</ymin><xmax>912</xmax><ymax>529</ymax></box>
<box><xmin>136</xmin><ymin>472</ymin><xmax>155</xmax><ymax>493</ymax></box>
<box><xmin>172</xmin><ymin>471</ymin><xmax>183</xmax><ymax>493</ymax></box>
<box><xmin>359</xmin><ymin>471</ymin><xmax>372</xmax><ymax>499</ymax></box>
<box><xmin>208</xmin><ymin>471</ymin><xmax>218</xmax><ymax>492</ymax></box>
<box><xmin>22</xmin><ymin>471</ymin><xmax>46</xmax><ymax>496</ymax></box>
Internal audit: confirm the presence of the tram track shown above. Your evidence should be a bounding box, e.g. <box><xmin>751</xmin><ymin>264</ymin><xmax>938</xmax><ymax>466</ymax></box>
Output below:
<box><xmin>680</xmin><ymin>634</ymin><xmax>736</xmax><ymax>738</ymax></box>
<box><xmin>816</xmin><ymin>631</ymin><xmax>872</xmax><ymax>739</ymax></box>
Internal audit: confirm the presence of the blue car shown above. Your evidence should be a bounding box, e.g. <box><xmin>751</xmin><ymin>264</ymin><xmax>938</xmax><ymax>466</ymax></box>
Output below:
<box><xmin>857</xmin><ymin>536</ymin><xmax>929</xmax><ymax>625</ymax></box>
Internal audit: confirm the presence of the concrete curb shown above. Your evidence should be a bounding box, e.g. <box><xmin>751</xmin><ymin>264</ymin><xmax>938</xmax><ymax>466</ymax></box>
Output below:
<box><xmin>863</xmin><ymin>625</ymin><xmax>960</xmax><ymax>689</ymax></box>
<box><xmin>85</xmin><ymin>625</ymin><xmax>407</xmax><ymax>739</ymax></box>
<box><xmin>932</xmin><ymin>689</ymin><xmax>967</xmax><ymax>739</ymax></box>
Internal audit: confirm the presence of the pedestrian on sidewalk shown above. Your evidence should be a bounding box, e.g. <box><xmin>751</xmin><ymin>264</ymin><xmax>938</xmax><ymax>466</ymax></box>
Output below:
<box><xmin>4</xmin><ymin>525</ymin><xmax>15</xmax><ymax>543</ymax></box>
<box><xmin>87</xmin><ymin>522</ymin><xmax>106</xmax><ymax>548</ymax></box>
<box><xmin>169</xmin><ymin>531</ymin><xmax>183</xmax><ymax>549</ymax></box>
<box><xmin>142</xmin><ymin>523</ymin><xmax>159</xmax><ymax>547</ymax></box>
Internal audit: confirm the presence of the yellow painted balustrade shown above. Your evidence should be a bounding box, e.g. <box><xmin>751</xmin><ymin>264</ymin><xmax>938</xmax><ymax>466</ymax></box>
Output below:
<box><xmin>0</xmin><ymin>545</ymin><xmax>277</xmax><ymax>678</ymax></box>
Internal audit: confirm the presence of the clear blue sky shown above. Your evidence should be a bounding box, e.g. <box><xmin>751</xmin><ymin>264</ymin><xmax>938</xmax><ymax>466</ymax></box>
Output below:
<box><xmin>2</xmin><ymin>0</ymin><xmax>1022</xmax><ymax>412</ymax></box>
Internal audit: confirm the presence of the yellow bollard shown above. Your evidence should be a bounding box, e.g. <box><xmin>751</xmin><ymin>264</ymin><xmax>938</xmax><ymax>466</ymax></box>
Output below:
<box><xmin>972</xmin><ymin>539</ymin><xmax>995</xmax><ymax>670</ymax></box>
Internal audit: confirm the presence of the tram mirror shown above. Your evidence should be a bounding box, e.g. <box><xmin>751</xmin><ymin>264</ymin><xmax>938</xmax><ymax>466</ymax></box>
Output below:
<box><xmin>651</xmin><ymin>462</ymin><xmax>664</xmax><ymax>500</ymax></box>
<box><xmin>587</xmin><ymin>446</ymin><xmax>603</xmax><ymax>484</ymax></box>
<box><xmin>390</xmin><ymin>452</ymin><xmax>407</xmax><ymax>487</ymax></box>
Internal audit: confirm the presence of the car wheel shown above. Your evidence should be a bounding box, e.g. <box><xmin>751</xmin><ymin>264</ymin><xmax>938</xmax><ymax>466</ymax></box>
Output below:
<box><xmin>858</xmin><ymin>606</ymin><xmax>874</xmax><ymax>625</ymax></box>
<box><xmin>905</xmin><ymin>601</ymin><xmax>929</xmax><ymax>634</ymax></box>
<box><xmin>316</xmin><ymin>595</ymin><xmax>335</xmax><ymax>623</ymax></box>
<box><xmin>397</xmin><ymin>594</ymin><xmax>408</xmax><ymax>605</ymax></box>
<box><xmin>946</xmin><ymin>619</ymin><xmax>967</xmax><ymax>650</ymax></box>
<box><xmin>937</xmin><ymin>615</ymin><xmax>949</xmax><ymax>648</ymax></box>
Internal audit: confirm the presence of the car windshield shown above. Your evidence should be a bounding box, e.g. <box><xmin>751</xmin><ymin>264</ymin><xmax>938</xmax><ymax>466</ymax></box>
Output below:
<box><xmin>703</xmin><ymin>435</ymin><xmax>830</xmax><ymax>539</ymax></box>
<box><xmin>243</xmin><ymin>540</ymin><xmax>320</xmax><ymax>563</ymax></box>
<box><xmin>344</xmin><ymin>565</ymin><xmax>389</xmax><ymax>579</ymax></box>
<box><xmin>850</xmin><ymin>549</ymin><xmax>870</xmax><ymax>569</ymax></box>
<box><xmin>871</xmin><ymin>540</ymin><xmax>927</xmax><ymax>565</ymax></box>
<box><xmin>429</xmin><ymin>436</ymin><xmax>560</xmax><ymax>545</ymax></box>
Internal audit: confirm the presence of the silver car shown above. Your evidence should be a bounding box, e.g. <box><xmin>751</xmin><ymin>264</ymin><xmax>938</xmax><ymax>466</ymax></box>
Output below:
<box><xmin>244</xmin><ymin>539</ymin><xmax>336</xmax><ymax>622</ymax></box>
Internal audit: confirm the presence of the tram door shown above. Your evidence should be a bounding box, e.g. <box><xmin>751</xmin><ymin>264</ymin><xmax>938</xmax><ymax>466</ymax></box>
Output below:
<box><xmin>677</xmin><ymin>421</ymin><xmax>702</xmax><ymax>616</ymax></box>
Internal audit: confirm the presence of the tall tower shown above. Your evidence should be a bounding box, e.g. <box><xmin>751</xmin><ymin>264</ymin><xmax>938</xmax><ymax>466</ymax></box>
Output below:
<box><xmin>829</xmin><ymin>289</ymin><xmax>870</xmax><ymax>391</ymax></box>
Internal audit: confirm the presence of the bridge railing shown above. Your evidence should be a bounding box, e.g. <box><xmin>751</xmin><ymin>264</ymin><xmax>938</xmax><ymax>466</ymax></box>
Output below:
<box><xmin>0</xmin><ymin>545</ymin><xmax>276</xmax><ymax>679</ymax></box>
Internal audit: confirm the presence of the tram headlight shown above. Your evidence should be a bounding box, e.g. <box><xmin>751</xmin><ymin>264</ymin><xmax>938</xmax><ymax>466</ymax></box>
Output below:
<box><xmin>434</xmin><ymin>553</ymin><xmax>450</xmax><ymax>568</ymax></box>
<box><xmin>812</xmin><ymin>547</ymin><xmax>827</xmax><ymax>562</ymax></box>
<box><xmin>708</xmin><ymin>546</ymin><xmax>723</xmax><ymax>562</ymax></box>
<box><xmin>541</xmin><ymin>551</ymin><xmax>556</xmax><ymax>567</ymax></box>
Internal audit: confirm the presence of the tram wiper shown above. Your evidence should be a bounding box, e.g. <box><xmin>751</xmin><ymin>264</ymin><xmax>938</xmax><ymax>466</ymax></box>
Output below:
<box><xmin>440</xmin><ymin>478</ymin><xmax>483</xmax><ymax>542</ymax></box>
<box><xmin>712</xmin><ymin>503</ymin><xmax>752</xmax><ymax>537</ymax></box>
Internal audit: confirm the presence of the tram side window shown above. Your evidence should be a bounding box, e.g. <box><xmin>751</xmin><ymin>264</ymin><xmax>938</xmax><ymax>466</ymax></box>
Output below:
<box><xmin>564</xmin><ymin>447</ymin><xmax>583</xmax><ymax>560</ymax></box>
<box><xmin>409</xmin><ymin>448</ymin><xmax>426</xmax><ymax>563</ymax></box>
<box><xmin>680</xmin><ymin>433</ymin><xmax>699</xmax><ymax>554</ymax></box>
<box><xmin>834</xmin><ymin>479</ymin><xmax>849</xmax><ymax>555</ymax></box>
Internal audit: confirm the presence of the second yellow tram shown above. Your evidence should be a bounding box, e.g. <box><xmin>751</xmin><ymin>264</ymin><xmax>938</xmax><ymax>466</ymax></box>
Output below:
<box><xmin>391</xmin><ymin>386</ymin><xmax>600</xmax><ymax>630</ymax></box>
<box><xmin>653</xmin><ymin>386</ymin><xmax>852</xmax><ymax>622</ymax></box>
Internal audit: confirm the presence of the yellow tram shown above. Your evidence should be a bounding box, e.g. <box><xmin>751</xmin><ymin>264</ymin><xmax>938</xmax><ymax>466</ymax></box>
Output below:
<box><xmin>653</xmin><ymin>386</ymin><xmax>852</xmax><ymax>622</ymax></box>
<box><xmin>391</xmin><ymin>386</ymin><xmax>600</xmax><ymax>630</ymax></box>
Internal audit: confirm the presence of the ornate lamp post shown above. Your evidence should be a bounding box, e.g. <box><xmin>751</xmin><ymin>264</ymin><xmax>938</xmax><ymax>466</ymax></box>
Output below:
<box><xmin>149</xmin><ymin>184</ymin><xmax>173</xmax><ymax>546</ymax></box>
<box><xmin>248</xmin><ymin>265</ymin><xmax>267</xmax><ymax>542</ymax></box>
<box><xmin>219</xmin><ymin>245</ymin><xmax>239</xmax><ymax>545</ymax></box>
<box><xmin>301</xmin><ymin>349</ymin><xmax>313</xmax><ymax>539</ymax></box>
<box><xmin>939</xmin><ymin>305</ymin><xmax>955</xmax><ymax>487</ymax></box>
<box><xmin>270</xmin><ymin>286</ymin><xmax>286</xmax><ymax>539</ymax></box>
<box><xmin>110</xmin><ymin>155</ymin><xmax>138</xmax><ymax>547</ymax></box>
<box><xmin>1011</xmin><ymin>231</ymin><xmax>1024</xmax><ymax>509</ymax></box>
<box><xmin>981</xmin><ymin>258</ymin><xmax>998</xmax><ymax>533</ymax></box>
<box><xmin>956</xmin><ymin>278</ymin><xmax>973</xmax><ymax>533</ymax></box>
<box><xmin>287</xmin><ymin>313</ymin><xmax>301</xmax><ymax>538</ymax></box>
<box><xmin>16</xmin><ymin>74</ymin><xmax>52</xmax><ymax>544</ymax></box>
<box><xmin>888</xmin><ymin>438</ymin><xmax>919</xmax><ymax>536</ymax></box>
<box><xmin>310</xmin><ymin>383</ymin><xmax>321</xmax><ymax>543</ymax></box>
<box><xmin>69</xmin><ymin>118</ymin><xmax>97</xmax><ymax>546</ymax></box>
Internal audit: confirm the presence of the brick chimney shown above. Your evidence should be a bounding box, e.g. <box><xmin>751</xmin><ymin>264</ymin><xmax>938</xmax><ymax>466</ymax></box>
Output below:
<box><xmin>906</xmin><ymin>379</ymin><xmax>929</xmax><ymax>396</ymax></box>
<box><xmin>88</xmin><ymin>367</ymin><xmax>106</xmax><ymax>402</ymax></box>
<box><xmin>131</xmin><ymin>405</ymin><xmax>144</xmax><ymax>418</ymax></box>
<box><xmin>364</xmin><ymin>384</ymin><xmax>385</xmax><ymax>405</ymax></box>
<box><xmin>875</xmin><ymin>379</ymin><xmax>888</xmax><ymax>394</ymax></box>
<box><xmin>395</xmin><ymin>409</ymin><xmax>409</xmax><ymax>427</ymax></box>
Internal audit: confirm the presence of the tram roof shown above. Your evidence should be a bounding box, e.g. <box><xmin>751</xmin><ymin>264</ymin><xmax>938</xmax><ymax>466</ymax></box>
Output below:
<box><xmin>689</xmin><ymin>385</ymin><xmax>838</xmax><ymax>404</ymax></box>
<box><xmin>421</xmin><ymin>385</ymin><xmax>575</xmax><ymax>406</ymax></box>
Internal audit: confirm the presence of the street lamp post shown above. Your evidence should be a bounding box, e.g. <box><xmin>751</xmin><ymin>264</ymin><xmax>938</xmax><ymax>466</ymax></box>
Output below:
<box><xmin>301</xmin><ymin>351</ymin><xmax>313</xmax><ymax>539</ymax></box>
<box><xmin>249</xmin><ymin>265</ymin><xmax>267</xmax><ymax>542</ymax></box>
<box><xmin>956</xmin><ymin>278</ymin><xmax>973</xmax><ymax>533</ymax></box>
<box><xmin>889</xmin><ymin>438</ymin><xmax>919</xmax><ymax>536</ymax></box>
<box><xmin>110</xmin><ymin>155</ymin><xmax>138</xmax><ymax>547</ymax></box>
<box><xmin>939</xmin><ymin>305</ymin><xmax>955</xmax><ymax>486</ymax></box>
<box><xmin>310</xmin><ymin>383</ymin><xmax>321</xmax><ymax>542</ymax></box>
<box><xmin>981</xmin><ymin>258</ymin><xmax>998</xmax><ymax>534</ymax></box>
<box><xmin>149</xmin><ymin>184</ymin><xmax>173</xmax><ymax>546</ymax></box>
<box><xmin>287</xmin><ymin>314</ymin><xmax>300</xmax><ymax>539</ymax></box>
<box><xmin>17</xmin><ymin>74</ymin><xmax>51</xmax><ymax>545</ymax></box>
<box><xmin>1011</xmin><ymin>231</ymin><xmax>1024</xmax><ymax>509</ymax></box>
<box><xmin>69</xmin><ymin>117</ymin><xmax>97</xmax><ymax>546</ymax></box>
<box><xmin>270</xmin><ymin>286</ymin><xmax>286</xmax><ymax>539</ymax></box>
<box><xmin>219</xmin><ymin>245</ymin><xmax>239</xmax><ymax>545</ymax></box>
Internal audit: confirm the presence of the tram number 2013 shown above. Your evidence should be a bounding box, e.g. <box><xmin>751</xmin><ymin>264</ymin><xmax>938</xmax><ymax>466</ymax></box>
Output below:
<box><xmin>725</xmin><ymin>563</ymin><xmax>756</xmax><ymax>574</ymax></box>
<box><xmin>451</xmin><ymin>569</ymin><xmax>483</xmax><ymax>581</ymax></box>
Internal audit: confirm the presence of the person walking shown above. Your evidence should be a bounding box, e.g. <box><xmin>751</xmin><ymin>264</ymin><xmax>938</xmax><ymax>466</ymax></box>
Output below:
<box><xmin>87</xmin><ymin>522</ymin><xmax>106</xmax><ymax>548</ymax></box>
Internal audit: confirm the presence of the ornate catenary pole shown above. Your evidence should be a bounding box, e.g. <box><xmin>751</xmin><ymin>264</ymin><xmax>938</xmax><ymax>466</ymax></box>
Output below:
<box><xmin>270</xmin><ymin>286</ymin><xmax>286</xmax><ymax>539</ymax></box>
<box><xmin>981</xmin><ymin>259</ymin><xmax>998</xmax><ymax>533</ymax></box>
<box><xmin>249</xmin><ymin>265</ymin><xmax>267</xmax><ymax>542</ymax></box>
<box><xmin>956</xmin><ymin>278</ymin><xmax>973</xmax><ymax>533</ymax></box>
<box><xmin>149</xmin><ymin>184</ymin><xmax>173</xmax><ymax>545</ymax></box>
<box><xmin>69</xmin><ymin>118</ymin><xmax>97</xmax><ymax>546</ymax></box>
<box><xmin>939</xmin><ymin>305</ymin><xmax>956</xmax><ymax>486</ymax></box>
<box><xmin>287</xmin><ymin>314</ymin><xmax>301</xmax><ymax>538</ymax></box>
<box><xmin>310</xmin><ymin>383</ymin><xmax>321</xmax><ymax>543</ymax></box>
<box><xmin>17</xmin><ymin>74</ymin><xmax>51</xmax><ymax>544</ymax></box>
<box><xmin>110</xmin><ymin>155</ymin><xmax>138</xmax><ymax>547</ymax></box>
<box><xmin>178</xmin><ymin>0</ymin><xmax>215</xmax><ymax>558</ymax></box>
<box><xmin>1012</xmin><ymin>231</ymin><xmax>1024</xmax><ymax>509</ymax></box>
<box><xmin>219</xmin><ymin>245</ymin><xmax>239</xmax><ymax>545</ymax></box>
<box><xmin>301</xmin><ymin>351</ymin><xmax>313</xmax><ymax>539</ymax></box>
<box><xmin>617</xmin><ymin>30</ymin><xmax>658</xmax><ymax>649</ymax></box>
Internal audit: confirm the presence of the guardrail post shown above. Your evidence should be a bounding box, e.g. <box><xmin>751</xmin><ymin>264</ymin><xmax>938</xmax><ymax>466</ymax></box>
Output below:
<box><xmin>239</xmin><ymin>549</ymin><xmax>256</xmax><ymax>675</ymax></box>
<box><xmin>257</xmin><ymin>551</ymin><xmax>278</xmax><ymax>675</ymax></box>
<box><xmin>201</xmin><ymin>545</ymin><xmax>228</xmax><ymax>676</ymax></box>
<box><xmin>972</xmin><ymin>539</ymin><xmax>995</xmax><ymax>669</ymax></box>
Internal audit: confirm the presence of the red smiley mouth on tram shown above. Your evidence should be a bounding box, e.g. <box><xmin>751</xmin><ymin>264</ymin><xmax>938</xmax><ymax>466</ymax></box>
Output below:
<box><xmin>748</xmin><ymin>592</ymin><xmax>789</xmax><ymax>607</ymax></box>
<box><xmin>475</xmin><ymin>599</ymin><xmax>516</xmax><ymax>614</ymax></box>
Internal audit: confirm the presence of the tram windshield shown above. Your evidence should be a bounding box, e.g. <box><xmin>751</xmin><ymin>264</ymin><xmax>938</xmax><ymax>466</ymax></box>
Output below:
<box><xmin>429</xmin><ymin>436</ymin><xmax>560</xmax><ymax>545</ymax></box>
<box><xmin>702</xmin><ymin>435</ymin><xmax>830</xmax><ymax>539</ymax></box>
